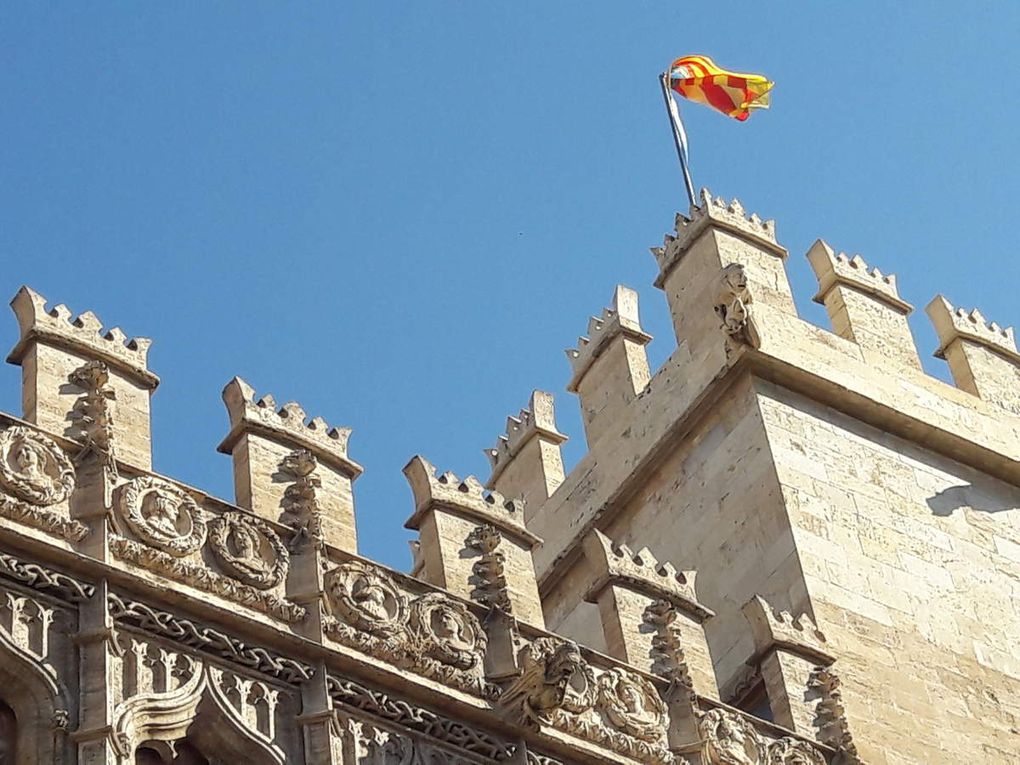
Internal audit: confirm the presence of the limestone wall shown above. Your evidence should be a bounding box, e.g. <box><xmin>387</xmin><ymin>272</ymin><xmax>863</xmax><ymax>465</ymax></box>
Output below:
<box><xmin>759</xmin><ymin>381</ymin><xmax>1020</xmax><ymax>763</ymax></box>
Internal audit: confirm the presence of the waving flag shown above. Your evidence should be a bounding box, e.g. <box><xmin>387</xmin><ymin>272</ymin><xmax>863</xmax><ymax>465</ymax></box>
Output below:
<box><xmin>668</xmin><ymin>55</ymin><xmax>773</xmax><ymax>121</ymax></box>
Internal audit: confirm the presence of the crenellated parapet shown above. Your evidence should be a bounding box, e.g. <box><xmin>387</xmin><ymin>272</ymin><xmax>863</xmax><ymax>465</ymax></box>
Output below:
<box><xmin>566</xmin><ymin>286</ymin><xmax>652</xmax><ymax>447</ymax></box>
<box><xmin>926</xmin><ymin>296</ymin><xmax>1020</xmax><ymax>416</ymax></box>
<box><xmin>484</xmin><ymin>390</ymin><xmax>567</xmax><ymax>513</ymax></box>
<box><xmin>7</xmin><ymin>286</ymin><xmax>158</xmax><ymax>470</ymax></box>
<box><xmin>742</xmin><ymin>595</ymin><xmax>837</xmax><ymax>744</ymax></box>
<box><xmin>649</xmin><ymin>189</ymin><xmax>796</xmax><ymax>354</ymax></box>
<box><xmin>218</xmin><ymin>377</ymin><xmax>361</xmax><ymax>554</ymax></box>
<box><xmin>807</xmin><ymin>240</ymin><xmax>920</xmax><ymax>369</ymax></box>
<box><xmin>403</xmin><ymin>456</ymin><xmax>544</xmax><ymax>627</ymax></box>
<box><xmin>582</xmin><ymin>530</ymin><xmax>717</xmax><ymax>699</ymax></box>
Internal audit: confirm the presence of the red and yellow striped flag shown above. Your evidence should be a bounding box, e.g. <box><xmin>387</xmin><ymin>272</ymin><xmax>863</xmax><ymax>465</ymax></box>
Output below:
<box><xmin>669</xmin><ymin>55</ymin><xmax>773</xmax><ymax>121</ymax></box>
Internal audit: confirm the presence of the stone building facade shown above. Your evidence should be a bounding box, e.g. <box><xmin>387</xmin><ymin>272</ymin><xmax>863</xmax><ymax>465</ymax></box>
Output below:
<box><xmin>0</xmin><ymin>189</ymin><xmax>1016</xmax><ymax>763</ymax></box>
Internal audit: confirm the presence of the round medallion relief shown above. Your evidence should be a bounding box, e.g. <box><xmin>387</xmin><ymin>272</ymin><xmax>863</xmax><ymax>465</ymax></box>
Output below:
<box><xmin>324</xmin><ymin>561</ymin><xmax>407</xmax><ymax>635</ymax></box>
<box><xmin>0</xmin><ymin>426</ymin><xmax>76</xmax><ymax>506</ymax></box>
<box><xmin>765</xmin><ymin>738</ymin><xmax>826</xmax><ymax>765</ymax></box>
<box><xmin>596</xmin><ymin>668</ymin><xmax>668</xmax><ymax>742</ymax></box>
<box><xmin>409</xmin><ymin>592</ymin><xmax>485</xmax><ymax>670</ymax></box>
<box><xmin>116</xmin><ymin>476</ymin><xmax>206</xmax><ymax>557</ymax></box>
<box><xmin>207</xmin><ymin>512</ymin><xmax>288</xmax><ymax>589</ymax></box>
<box><xmin>700</xmin><ymin>708</ymin><xmax>767</xmax><ymax>765</ymax></box>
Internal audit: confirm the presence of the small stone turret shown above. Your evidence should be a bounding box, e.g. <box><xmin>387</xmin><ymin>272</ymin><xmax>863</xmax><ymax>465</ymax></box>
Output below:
<box><xmin>650</xmin><ymin>189</ymin><xmax>796</xmax><ymax>353</ymax></box>
<box><xmin>806</xmin><ymin>240</ymin><xmax>921</xmax><ymax>370</ymax></box>
<box><xmin>403</xmin><ymin>456</ymin><xmax>544</xmax><ymax>627</ymax></box>
<box><xmin>926</xmin><ymin>297</ymin><xmax>1020</xmax><ymax>416</ymax></box>
<box><xmin>484</xmin><ymin>390</ymin><xmax>567</xmax><ymax>516</ymax></box>
<box><xmin>6</xmin><ymin>286</ymin><xmax>158</xmax><ymax>471</ymax></box>
<box><xmin>582</xmin><ymin>530</ymin><xmax>717</xmax><ymax>698</ymax></box>
<box><xmin>217</xmin><ymin>377</ymin><xmax>362</xmax><ymax>552</ymax></box>
<box><xmin>742</xmin><ymin>595</ymin><xmax>835</xmax><ymax>739</ymax></box>
<box><xmin>566</xmin><ymin>285</ymin><xmax>651</xmax><ymax>447</ymax></box>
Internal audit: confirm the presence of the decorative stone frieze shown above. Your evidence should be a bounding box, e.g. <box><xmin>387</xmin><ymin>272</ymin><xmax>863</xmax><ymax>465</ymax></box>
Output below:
<box><xmin>109</xmin><ymin>594</ymin><xmax>312</xmax><ymax>683</ymax></box>
<box><xmin>326</xmin><ymin>674</ymin><xmax>515</xmax><ymax>761</ymax></box>
<box><xmin>0</xmin><ymin>551</ymin><xmax>94</xmax><ymax>602</ymax></box>
<box><xmin>699</xmin><ymin>708</ymin><xmax>829</xmax><ymax>765</ymax></box>
<box><xmin>115</xmin><ymin>475</ymin><xmax>207</xmax><ymax>557</ymax></box>
<box><xmin>323</xmin><ymin>560</ymin><xmax>497</xmax><ymax>699</ymax></box>
<box><xmin>109</xmin><ymin>536</ymin><xmax>305</xmax><ymax>623</ymax></box>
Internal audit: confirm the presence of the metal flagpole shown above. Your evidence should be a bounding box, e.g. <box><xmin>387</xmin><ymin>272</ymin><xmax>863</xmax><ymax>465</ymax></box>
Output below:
<box><xmin>659</xmin><ymin>71</ymin><xmax>697</xmax><ymax>209</ymax></box>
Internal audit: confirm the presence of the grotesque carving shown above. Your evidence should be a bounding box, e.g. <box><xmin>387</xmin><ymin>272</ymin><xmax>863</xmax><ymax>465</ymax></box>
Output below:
<box><xmin>279</xmin><ymin>448</ymin><xmax>323</xmax><ymax>550</ymax></box>
<box><xmin>208</xmin><ymin>511</ymin><xmax>289</xmax><ymax>589</ymax></box>
<box><xmin>326</xmin><ymin>561</ymin><xmax>408</xmax><ymax>635</ymax></box>
<box><xmin>502</xmin><ymin>637</ymin><xmax>592</xmax><ymax>725</ymax></box>
<box><xmin>596</xmin><ymin>668</ymin><xmax>669</xmax><ymax>742</ymax></box>
<box><xmin>766</xmin><ymin>737</ymin><xmax>827</xmax><ymax>765</ymax></box>
<box><xmin>409</xmin><ymin>592</ymin><xmax>486</xmax><ymax>672</ymax></box>
<box><xmin>714</xmin><ymin>263</ymin><xmax>759</xmax><ymax>349</ymax></box>
<box><xmin>67</xmin><ymin>360</ymin><xmax>118</xmax><ymax>473</ymax></box>
<box><xmin>0</xmin><ymin>426</ymin><xmax>75</xmax><ymax>506</ymax></box>
<box><xmin>466</xmin><ymin>524</ymin><xmax>512</xmax><ymax>613</ymax></box>
<box><xmin>700</xmin><ymin>708</ymin><xmax>767</xmax><ymax>765</ymax></box>
<box><xmin>116</xmin><ymin>476</ymin><xmax>206</xmax><ymax>557</ymax></box>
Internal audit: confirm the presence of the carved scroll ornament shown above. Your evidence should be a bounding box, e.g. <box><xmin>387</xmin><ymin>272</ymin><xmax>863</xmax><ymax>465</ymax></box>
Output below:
<box><xmin>208</xmin><ymin>511</ymin><xmax>289</xmax><ymax>589</ymax></box>
<box><xmin>116</xmin><ymin>476</ymin><xmax>206</xmax><ymax>557</ymax></box>
<box><xmin>0</xmin><ymin>426</ymin><xmax>75</xmax><ymax>506</ymax></box>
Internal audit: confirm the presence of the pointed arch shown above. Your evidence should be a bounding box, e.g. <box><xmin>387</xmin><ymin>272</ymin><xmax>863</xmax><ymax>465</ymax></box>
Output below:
<box><xmin>0</xmin><ymin>619</ymin><xmax>71</xmax><ymax>764</ymax></box>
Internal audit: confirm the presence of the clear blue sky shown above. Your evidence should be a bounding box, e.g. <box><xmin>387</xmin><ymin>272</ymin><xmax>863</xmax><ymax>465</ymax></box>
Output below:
<box><xmin>2</xmin><ymin>4</ymin><xmax>1018</xmax><ymax>570</ymax></box>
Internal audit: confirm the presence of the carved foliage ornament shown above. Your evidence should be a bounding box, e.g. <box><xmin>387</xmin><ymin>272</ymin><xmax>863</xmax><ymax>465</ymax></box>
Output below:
<box><xmin>209</xmin><ymin>511</ymin><xmax>289</xmax><ymax>589</ymax></box>
<box><xmin>116</xmin><ymin>476</ymin><xmax>206</xmax><ymax>557</ymax></box>
<box><xmin>0</xmin><ymin>426</ymin><xmax>75</xmax><ymax>506</ymax></box>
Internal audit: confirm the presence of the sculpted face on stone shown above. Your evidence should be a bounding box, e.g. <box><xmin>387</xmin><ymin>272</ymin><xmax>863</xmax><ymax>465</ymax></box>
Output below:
<box><xmin>410</xmin><ymin>593</ymin><xmax>486</xmax><ymax>670</ymax></box>
<box><xmin>0</xmin><ymin>427</ymin><xmax>76</xmax><ymax>506</ymax></box>
<box><xmin>700</xmin><ymin>708</ymin><xmax>767</xmax><ymax>765</ymax></box>
<box><xmin>596</xmin><ymin>668</ymin><xmax>668</xmax><ymax>743</ymax></box>
<box><xmin>765</xmin><ymin>738</ymin><xmax>826</xmax><ymax>765</ymax></box>
<box><xmin>208</xmin><ymin>511</ymin><xmax>289</xmax><ymax>589</ymax></box>
<box><xmin>116</xmin><ymin>476</ymin><xmax>207</xmax><ymax>557</ymax></box>
<box><xmin>326</xmin><ymin>561</ymin><xmax>408</xmax><ymax>635</ymax></box>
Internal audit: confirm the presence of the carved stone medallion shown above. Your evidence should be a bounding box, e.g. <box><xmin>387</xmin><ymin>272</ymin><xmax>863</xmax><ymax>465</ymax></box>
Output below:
<box><xmin>700</xmin><ymin>708</ymin><xmax>767</xmax><ymax>765</ymax></box>
<box><xmin>208</xmin><ymin>511</ymin><xmax>288</xmax><ymax>589</ymax></box>
<box><xmin>0</xmin><ymin>426</ymin><xmax>75</xmax><ymax>506</ymax></box>
<box><xmin>325</xmin><ymin>561</ymin><xmax>407</xmax><ymax>635</ymax></box>
<box><xmin>766</xmin><ymin>738</ymin><xmax>826</xmax><ymax>765</ymax></box>
<box><xmin>596</xmin><ymin>667</ymin><xmax>668</xmax><ymax>742</ymax></box>
<box><xmin>116</xmin><ymin>476</ymin><xmax>206</xmax><ymax>557</ymax></box>
<box><xmin>409</xmin><ymin>592</ymin><xmax>485</xmax><ymax>670</ymax></box>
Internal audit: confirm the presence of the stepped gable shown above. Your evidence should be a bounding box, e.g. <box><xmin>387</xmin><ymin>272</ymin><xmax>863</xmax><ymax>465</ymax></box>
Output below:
<box><xmin>565</xmin><ymin>285</ymin><xmax>651</xmax><ymax>392</ymax></box>
<box><xmin>403</xmin><ymin>456</ymin><xmax>539</xmax><ymax>546</ymax></box>
<box><xmin>484</xmin><ymin>390</ymin><xmax>566</xmax><ymax>482</ymax></box>
<box><xmin>650</xmin><ymin>188</ymin><xmax>782</xmax><ymax>287</ymax></box>
<box><xmin>926</xmin><ymin>296</ymin><xmax>1020</xmax><ymax>362</ymax></box>
<box><xmin>217</xmin><ymin>376</ymin><xmax>362</xmax><ymax>477</ymax></box>
<box><xmin>806</xmin><ymin>239</ymin><xmax>912</xmax><ymax>312</ymax></box>
<box><xmin>7</xmin><ymin>285</ymin><xmax>158</xmax><ymax>387</ymax></box>
<box><xmin>583</xmin><ymin>530</ymin><xmax>712</xmax><ymax>619</ymax></box>
<box><xmin>742</xmin><ymin>595</ymin><xmax>834</xmax><ymax>665</ymax></box>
